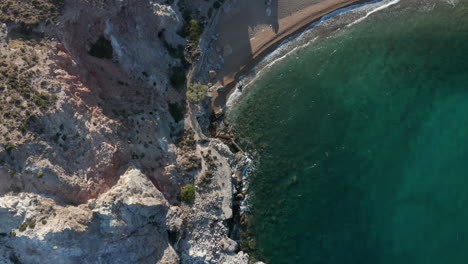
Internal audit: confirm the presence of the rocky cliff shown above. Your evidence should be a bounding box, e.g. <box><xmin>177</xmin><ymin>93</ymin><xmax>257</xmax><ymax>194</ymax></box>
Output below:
<box><xmin>0</xmin><ymin>0</ymin><xmax>251</xmax><ymax>263</ymax></box>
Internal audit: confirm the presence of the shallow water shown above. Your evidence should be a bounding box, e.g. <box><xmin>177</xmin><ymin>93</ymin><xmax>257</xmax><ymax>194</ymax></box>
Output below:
<box><xmin>229</xmin><ymin>1</ymin><xmax>468</xmax><ymax>263</ymax></box>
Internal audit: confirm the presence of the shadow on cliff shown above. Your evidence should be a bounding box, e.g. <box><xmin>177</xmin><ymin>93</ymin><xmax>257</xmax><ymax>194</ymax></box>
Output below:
<box><xmin>213</xmin><ymin>0</ymin><xmax>279</xmax><ymax>109</ymax></box>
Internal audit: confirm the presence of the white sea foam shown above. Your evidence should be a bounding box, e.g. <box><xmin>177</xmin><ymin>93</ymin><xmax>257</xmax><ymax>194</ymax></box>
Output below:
<box><xmin>347</xmin><ymin>0</ymin><xmax>401</xmax><ymax>27</ymax></box>
<box><xmin>446</xmin><ymin>0</ymin><xmax>459</xmax><ymax>7</ymax></box>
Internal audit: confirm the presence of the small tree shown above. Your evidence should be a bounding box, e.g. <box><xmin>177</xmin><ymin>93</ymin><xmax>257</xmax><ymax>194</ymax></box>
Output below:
<box><xmin>188</xmin><ymin>19</ymin><xmax>201</xmax><ymax>46</ymax></box>
<box><xmin>181</xmin><ymin>184</ymin><xmax>195</xmax><ymax>204</ymax></box>
<box><xmin>187</xmin><ymin>83</ymin><xmax>208</xmax><ymax>102</ymax></box>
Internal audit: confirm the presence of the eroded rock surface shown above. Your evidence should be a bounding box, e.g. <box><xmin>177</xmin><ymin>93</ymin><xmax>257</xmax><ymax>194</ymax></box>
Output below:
<box><xmin>0</xmin><ymin>0</ymin><xmax>251</xmax><ymax>263</ymax></box>
<box><xmin>0</xmin><ymin>168</ymin><xmax>178</xmax><ymax>264</ymax></box>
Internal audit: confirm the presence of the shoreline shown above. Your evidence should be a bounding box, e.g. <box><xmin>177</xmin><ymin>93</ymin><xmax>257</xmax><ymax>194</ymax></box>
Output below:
<box><xmin>225</xmin><ymin>0</ymin><xmax>401</xmax><ymax>110</ymax></box>
<box><xmin>209</xmin><ymin>1</ymin><xmax>465</xmax><ymax>262</ymax></box>
<box><xmin>204</xmin><ymin>0</ymin><xmax>402</xmax><ymax>261</ymax></box>
<box><xmin>212</xmin><ymin>0</ymin><xmax>403</xmax><ymax>114</ymax></box>
<box><xmin>222</xmin><ymin>0</ymin><xmax>401</xmax><ymax>207</ymax></box>
<box><xmin>212</xmin><ymin>0</ymin><xmax>377</xmax><ymax>113</ymax></box>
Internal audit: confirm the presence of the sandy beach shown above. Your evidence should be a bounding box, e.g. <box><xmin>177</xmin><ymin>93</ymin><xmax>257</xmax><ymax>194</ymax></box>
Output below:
<box><xmin>213</xmin><ymin>0</ymin><xmax>363</xmax><ymax>110</ymax></box>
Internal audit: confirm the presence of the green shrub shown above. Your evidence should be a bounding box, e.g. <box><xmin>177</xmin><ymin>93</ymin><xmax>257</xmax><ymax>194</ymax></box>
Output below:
<box><xmin>37</xmin><ymin>171</ymin><xmax>44</xmax><ymax>178</ymax></box>
<box><xmin>18</xmin><ymin>223</ymin><xmax>27</xmax><ymax>232</ymax></box>
<box><xmin>188</xmin><ymin>19</ymin><xmax>201</xmax><ymax>46</ymax></box>
<box><xmin>187</xmin><ymin>83</ymin><xmax>208</xmax><ymax>102</ymax></box>
<box><xmin>41</xmin><ymin>219</ymin><xmax>47</xmax><ymax>225</ymax></box>
<box><xmin>181</xmin><ymin>184</ymin><xmax>195</xmax><ymax>204</ymax></box>
<box><xmin>178</xmin><ymin>17</ymin><xmax>202</xmax><ymax>46</ymax></box>
<box><xmin>8</xmin><ymin>169</ymin><xmax>16</xmax><ymax>176</ymax></box>
<box><xmin>17</xmin><ymin>219</ymin><xmax>35</xmax><ymax>232</ymax></box>
<box><xmin>28</xmin><ymin>219</ymin><xmax>36</xmax><ymax>229</ymax></box>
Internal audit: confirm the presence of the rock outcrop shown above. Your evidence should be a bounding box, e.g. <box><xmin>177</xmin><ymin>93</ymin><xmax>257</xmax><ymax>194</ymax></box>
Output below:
<box><xmin>0</xmin><ymin>168</ymin><xmax>179</xmax><ymax>264</ymax></box>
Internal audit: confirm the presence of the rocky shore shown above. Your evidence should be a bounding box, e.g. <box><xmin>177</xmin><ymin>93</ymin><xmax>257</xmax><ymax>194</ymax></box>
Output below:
<box><xmin>0</xmin><ymin>0</ymin><xmax>255</xmax><ymax>263</ymax></box>
<box><xmin>0</xmin><ymin>0</ymin><xmax>389</xmax><ymax>263</ymax></box>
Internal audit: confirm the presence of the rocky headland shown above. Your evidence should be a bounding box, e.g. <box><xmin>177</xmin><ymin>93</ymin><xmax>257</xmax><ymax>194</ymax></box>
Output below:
<box><xmin>0</xmin><ymin>0</ymin><xmax>365</xmax><ymax>263</ymax></box>
<box><xmin>0</xmin><ymin>0</ymin><xmax>253</xmax><ymax>263</ymax></box>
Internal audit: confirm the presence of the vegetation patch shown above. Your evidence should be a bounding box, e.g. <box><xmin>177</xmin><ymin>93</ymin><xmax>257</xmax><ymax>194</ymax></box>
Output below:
<box><xmin>181</xmin><ymin>184</ymin><xmax>195</xmax><ymax>204</ymax></box>
<box><xmin>187</xmin><ymin>19</ymin><xmax>202</xmax><ymax>47</ymax></box>
<box><xmin>187</xmin><ymin>83</ymin><xmax>209</xmax><ymax>102</ymax></box>
<box><xmin>182</xmin><ymin>155</ymin><xmax>202</xmax><ymax>171</ymax></box>
<box><xmin>202</xmin><ymin>152</ymin><xmax>218</xmax><ymax>170</ymax></box>
<box><xmin>177</xmin><ymin>129</ymin><xmax>196</xmax><ymax>152</ymax></box>
<box><xmin>18</xmin><ymin>219</ymin><xmax>35</xmax><ymax>231</ymax></box>
<box><xmin>17</xmin><ymin>223</ymin><xmax>27</xmax><ymax>232</ymax></box>
<box><xmin>0</xmin><ymin>0</ymin><xmax>63</xmax><ymax>25</ymax></box>
<box><xmin>28</xmin><ymin>219</ymin><xmax>36</xmax><ymax>229</ymax></box>
<box><xmin>0</xmin><ymin>40</ymin><xmax>57</xmax><ymax>140</ymax></box>
<box><xmin>176</xmin><ymin>3</ymin><xmax>203</xmax><ymax>61</ymax></box>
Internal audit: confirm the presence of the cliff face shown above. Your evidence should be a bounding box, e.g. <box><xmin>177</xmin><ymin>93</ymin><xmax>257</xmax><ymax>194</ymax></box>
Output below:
<box><xmin>0</xmin><ymin>0</ymin><xmax>250</xmax><ymax>263</ymax></box>
<box><xmin>0</xmin><ymin>168</ymin><xmax>179</xmax><ymax>263</ymax></box>
<box><xmin>0</xmin><ymin>0</ymin><xmax>185</xmax><ymax>205</ymax></box>
<box><xmin>0</xmin><ymin>0</ymin><xmax>183</xmax><ymax>262</ymax></box>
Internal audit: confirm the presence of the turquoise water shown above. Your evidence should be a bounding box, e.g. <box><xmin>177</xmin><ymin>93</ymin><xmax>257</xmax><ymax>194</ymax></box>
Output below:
<box><xmin>229</xmin><ymin>1</ymin><xmax>468</xmax><ymax>263</ymax></box>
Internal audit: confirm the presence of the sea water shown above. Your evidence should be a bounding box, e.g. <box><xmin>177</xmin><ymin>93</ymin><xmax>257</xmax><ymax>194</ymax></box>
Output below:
<box><xmin>229</xmin><ymin>1</ymin><xmax>468</xmax><ymax>263</ymax></box>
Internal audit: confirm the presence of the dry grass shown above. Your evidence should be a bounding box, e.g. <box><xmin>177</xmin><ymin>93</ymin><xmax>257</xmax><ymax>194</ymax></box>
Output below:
<box><xmin>0</xmin><ymin>40</ymin><xmax>57</xmax><ymax>140</ymax></box>
<box><xmin>177</xmin><ymin>129</ymin><xmax>196</xmax><ymax>152</ymax></box>
<box><xmin>0</xmin><ymin>0</ymin><xmax>63</xmax><ymax>25</ymax></box>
